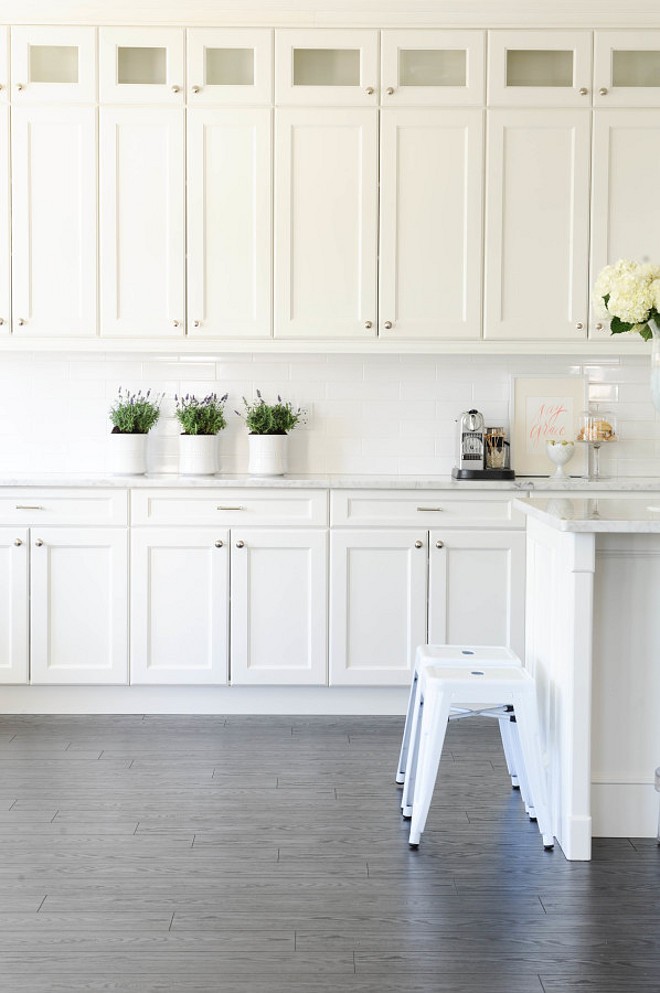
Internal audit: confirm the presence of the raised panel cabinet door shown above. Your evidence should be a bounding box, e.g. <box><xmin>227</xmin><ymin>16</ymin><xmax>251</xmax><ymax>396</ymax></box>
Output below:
<box><xmin>275</xmin><ymin>108</ymin><xmax>378</xmax><ymax>338</ymax></box>
<box><xmin>488</xmin><ymin>30</ymin><xmax>593</xmax><ymax>107</ymax></box>
<box><xmin>11</xmin><ymin>26</ymin><xmax>96</xmax><ymax>104</ymax></box>
<box><xmin>230</xmin><ymin>529</ymin><xmax>328</xmax><ymax>685</ymax></box>
<box><xmin>187</xmin><ymin>28</ymin><xmax>273</xmax><ymax>106</ymax></box>
<box><xmin>379</xmin><ymin>108</ymin><xmax>483</xmax><ymax>340</ymax></box>
<box><xmin>428</xmin><ymin>530</ymin><xmax>525</xmax><ymax>658</ymax></box>
<box><xmin>484</xmin><ymin>109</ymin><xmax>591</xmax><ymax>340</ymax></box>
<box><xmin>591</xmin><ymin>110</ymin><xmax>660</xmax><ymax>339</ymax></box>
<box><xmin>0</xmin><ymin>528</ymin><xmax>29</xmax><ymax>684</ymax></box>
<box><xmin>381</xmin><ymin>29</ymin><xmax>485</xmax><ymax>107</ymax></box>
<box><xmin>130</xmin><ymin>528</ymin><xmax>229</xmax><ymax>685</ymax></box>
<box><xmin>329</xmin><ymin>530</ymin><xmax>428</xmax><ymax>687</ymax></box>
<box><xmin>595</xmin><ymin>31</ymin><xmax>660</xmax><ymax>108</ymax></box>
<box><xmin>30</xmin><ymin>528</ymin><xmax>128</xmax><ymax>685</ymax></box>
<box><xmin>12</xmin><ymin>107</ymin><xmax>97</xmax><ymax>336</ymax></box>
<box><xmin>187</xmin><ymin>108</ymin><xmax>272</xmax><ymax>338</ymax></box>
<box><xmin>100</xmin><ymin>108</ymin><xmax>185</xmax><ymax>337</ymax></box>
<box><xmin>99</xmin><ymin>27</ymin><xmax>184</xmax><ymax>105</ymax></box>
<box><xmin>275</xmin><ymin>28</ymin><xmax>378</xmax><ymax>106</ymax></box>
<box><xmin>0</xmin><ymin>106</ymin><xmax>8</xmax><ymax>334</ymax></box>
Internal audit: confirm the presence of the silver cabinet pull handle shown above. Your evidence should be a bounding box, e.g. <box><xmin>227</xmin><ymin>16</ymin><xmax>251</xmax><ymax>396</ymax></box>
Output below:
<box><xmin>16</xmin><ymin>83</ymin><xmax>24</xmax><ymax>91</ymax></box>
<box><xmin>192</xmin><ymin>85</ymin><xmax>201</xmax><ymax>93</ymax></box>
<box><xmin>365</xmin><ymin>86</ymin><xmax>374</xmax><ymax>95</ymax></box>
<box><xmin>575</xmin><ymin>322</ymin><xmax>584</xmax><ymax>331</ymax></box>
<box><xmin>599</xmin><ymin>87</ymin><xmax>608</xmax><ymax>96</ymax></box>
<box><xmin>235</xmin><ymin>540</ymin><xmax>245</xmax><ymax>548</ymax></box>
<box><xmin>217</xmin><ymin>506</ymin><xmax>244</xmax><ymax>511</ymax></box>
<box><xmin>595</xmin><ymin>323</ymin><xmax>604</xmax><ymax>331</ymax></box>
<box><xmin>214</xmin><ymin>540</ymin><xmax>224</xmax><ymax>548</ymax></box>
<box><xmin>17</xmin><ymin>318</ymin><xmax>26</xmax><ymax>326</ymax></box>
<box><xmin>16</xmin><ymin>505</ymin><xmax>43</xmax><ymax>510</ymax></box>
<box><xmin>14</xmin><ymin>538</ymin><xmax>23</xmax><ymax>547</ymax></box>
<box><xmin>417</xmin><ymin>506</ymin><xmax>443</xmax><ymax>512</ymax></box>
<box><xmin>34</xmin><ymin>539</ymin><xmax>44</xmax><ymax>547</ymax></box>
<box><xmin>171</xmin><ymin>85</ymin><xmax>181</xmax><ymax>93</ymax></box>
<box><xmin>579</xmin><ymin>87</ymin><xmax>588</xmax><ymax>95</ymax></box>
<box><xmin>172</xmin><ymin>320</ymin><xmax>181</xmax><ymax>328</ymax></box>
<box><xmin>436</xmin><ymin>540</ymin><xmax>445</xmax><ymax>549</ymax></box>
<box><xmin>383</xmin><ymin>321</ymin><xmax>393</xmax><ymax>330</ymax></box>
<box><xmin>364</xmin><ymin>321</ymin><xmax>373</xmax><ymax>329</ymax></box>
<box><xmin>0</xmin><ymin>317</ymin><xmax>5</xmax><ymax>325</ymax></box>
<box><xmin>414</xmin><ymin>540</ymin><xmax>424</xmax><ymax>549</ymax></box>
<box><xmin>193</xmin><ymin>320</ymin><xmax>201</xmax><ymax>328</ymax></box>
<box><xmin>385</xmin><ymin>87</ymin><xmax>395</xmax><ymax>95</ymax></box>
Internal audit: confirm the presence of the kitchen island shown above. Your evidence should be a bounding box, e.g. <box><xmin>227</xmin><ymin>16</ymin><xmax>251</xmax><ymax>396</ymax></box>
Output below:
<box><xmin>516</xmin><ymin>496</ymin><xmax>660</xmax><ymax>860</ymax></box>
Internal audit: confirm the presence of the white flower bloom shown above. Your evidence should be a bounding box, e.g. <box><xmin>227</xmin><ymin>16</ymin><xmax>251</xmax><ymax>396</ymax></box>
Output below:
<box><xmin>593</xmin><ymin>258</ymin><xmax>658</xmax><ymax>328</ymax></box>
<box><xmin>650</xmin><ymin>278</ymin><xmax>660</xmax><ymax>312</ymax></box>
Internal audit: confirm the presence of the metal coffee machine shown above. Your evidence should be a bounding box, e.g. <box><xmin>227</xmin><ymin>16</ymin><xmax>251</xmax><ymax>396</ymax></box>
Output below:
<box><xmin>451</xmin><ymin>409</ymin><xmax>515</xmax><ymax>480</ymax></box>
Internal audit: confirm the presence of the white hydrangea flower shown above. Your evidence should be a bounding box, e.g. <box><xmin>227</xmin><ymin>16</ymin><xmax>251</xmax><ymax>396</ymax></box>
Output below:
<box><xmin>594</xmin><ymin>258</ymin><xmax>657</xmax><ymax>327</ymax></box>
<box><xmin>651</xmin><ymin>278</ymin><xmax>660</xmax><ymax>312</ymax></box>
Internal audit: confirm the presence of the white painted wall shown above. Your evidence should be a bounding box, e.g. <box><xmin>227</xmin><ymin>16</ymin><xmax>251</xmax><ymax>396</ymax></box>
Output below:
<box><xmin>0</xmin><ymin>352</ymin><xmax>657</xmax><ymax>477</ymax></box>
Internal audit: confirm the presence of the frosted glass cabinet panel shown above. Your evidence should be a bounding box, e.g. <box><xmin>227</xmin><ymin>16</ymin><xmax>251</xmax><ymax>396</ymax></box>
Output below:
<box><xmin>381</xmin><ymin>30</ymin><xmax>485</xmax><ymax>106</ymax></box>
<box><xmin>379</xmin><ymin>109</ymin><xmax>483</xmax><ymax>339</ymax></box>
<box><xmin>275</xmin><ymin>108</ymin><xmax>378</xmax><ymax>338</ymax></box>
<box><xmin>275</xmin><ymin>29</ymin><xmax>378</xmax><ymax>105</ymax></box>
<box><xmin>187</xmin><ymin>28</ymin><xmax>272</xmax><ymax>105</ymax></box>
<box><xmin>488</xmin><ymin>31</ymin><xmax>593</xmax><ymax>106</ymax></box>
<box><xmin>0</xmin><ymin>107</ymin><xmax>8</xmax><ymax>334</ymax></box>
<box><xmin>11</xmin><ymin>26</ymin><xmax>96</xmax><ymax>103</ymax></box>
<box><xmin>187</xmin><ymin>109</ymin><xmax>272</xmax><ymax>337</ymax></box>
<box><xmin>590</xmin><ymin>110</ymin><xmax>660</xmax><ymax>338</ymax></box>
<box><xmin>12</xmin><ymin>107</ymin><xmax>97</xmax><ymax>336</ymax></box>
<box><xmin>99</xmin><ymin>108</ymin><xmax>185</xmax><ymax>336</ymax></box>
<box><xmin>484</xmin><ymin>109</ymin><xmax>591</xmax><ymax>339</ymax></box>
<box><xmin>595</xmin><ymin>31</ymin><xmax>660</xmax><ymax>106</ymax></box>
<box><xmin>99</xmin><ymin>27</ymin><xmax>184</xmax><ymax>104</ymax></box>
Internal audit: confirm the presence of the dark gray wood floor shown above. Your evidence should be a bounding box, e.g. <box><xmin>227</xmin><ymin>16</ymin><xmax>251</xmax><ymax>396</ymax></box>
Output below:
<box><xmin>0</xmin><ymin>714</ymin><xmax>658</xmax><ymax>992</ymax></box>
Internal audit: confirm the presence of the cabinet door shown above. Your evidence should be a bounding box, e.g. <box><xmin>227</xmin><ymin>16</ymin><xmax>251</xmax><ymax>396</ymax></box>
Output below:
<box><xmin>30</xmin><ymin>528</ymin><xmax>128</xmax><ymax>685</ymax></box>
<box><xmin>329</xmin><ymin>530</ymin><xmax>427</xmax><ymax>686</ymax></box>
<box><xmin>379</xmin><ymin>109</ymin><xmax>483</xmax><ymax>340</ymax></box>
<box><xmin>12</xmin><ymin>107</ymin><xmax>97</xmax><ymax>336</ymax></box>
<box><xmin>381</xmin><ymin>30</ymin><xmax>485</xmax><ymax>107</ymax></box>
<box><xmin>595</xmin><ymin>31</ymin><xmax>660</xmax><ymax>108</ymax></box>
<box><xmin>0</xmin><ymin>106</ymin><xmax>8</xmax><ymax>334</ymax></box>
<box><xmin>0</xmin><ymin>27</ymin><xmax>7</xmax><ymax>100</ymax></box>
<box><xmin>428</xmin><ymin>530</ymin><xmax>525</xmax><ymax>658</ymax></box>
<box><xmin>130</xmin><ymin>528</ymin><xmax>229</xmax><ymax>685</ymax></box>
<box><xmin>100</xmin><ymin>108</ymin><xmax>185</xmax><ymax>336</ymax></box>
<box><xmin>187</xmin><ymin>28</ymin><xmax>273</xmax><ymax>106</ymax></box>
<box><xmin>484</xmin><ymin>109</ymin><xmax>591</xmax><ymax>340</ymax></box>
<box><xmin>99</xmin><ymin>27</ymin><xmax>184</xmax><ymax>104</ymax></box>
<box><xmin>488</xmin><ymin>31</ymin><xmax>593</xmax><ymax>107</ymax></box>
<box><xmin>275</xmin><ymin>108</ymin><xmax>378</xmax><ymax>338</ymax></box>
<box><xmin>0</xmin><ymin>528</ymin><xmax>29</xmax><ymax>684</ymax></box>
<box><xmin>275</xmin><ymin>29</ymin><xmax>378</xmax><ymax>106</ymax></box>
<box><xmin>591</xmin><ymin>110</ymin><xmax>660</xmax><ymax>338</ymax></box>
<box><xmin>231</xmin><ymin>529</ymin><xmax>327</xmax><ymax>685</ymax></box>
<box><xmin>11</xmin><ymin>26</ymin><xmax>96</xmax><ymax>104</ymax></box>
<box><xmin>187</xmin><ymin>108</ymin><xmax>271</xmax><ymax>338</ymax></box>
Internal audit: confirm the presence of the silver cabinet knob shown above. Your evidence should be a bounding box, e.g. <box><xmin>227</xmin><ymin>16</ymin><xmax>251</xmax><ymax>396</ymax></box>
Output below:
<box><xmin>599</xmin><ymin>87</ymin><xmax>608</xmax><ymax>96</ymax></box>
<box><xmin>16</xmin><ymin>83</ymin><xmax>24</xmax><ymax>91</ymax></box>
<box><xmin>0</xmin><ymin>317</ymin><xmax>5</xmax><ymax>325</ymax></box>
<box><xmin>414</xmin><ymin>540</ymin><xmax>424</xmax><ymax>549</ymax></box>
<box><xmin>235</xmin><ymin>540</ymin><xmax>245</xmax><ymax>548</ymax></box>
<box><xmin>364</xmin><ymin>320</ymin><xmax>373</xmax><ymax>329</ymax></box>
<box><xmin>575</xmin><ymin>322</ymin><xmax>584</xmax><ymax>331</ymax></box>
<box><xmin>365</xmin><ymin>86</ymin><xmax>374</xmax><ymax>95</ymax></box>
<box><xmin>172</xmin><ymin>320</ymin><xmax>181</xmax><ymax>328</ymax></box>
<box><xmin>17</xmin><ymin>318</ymin><xmax>26</xmax><ymax>326</ymax></box>
<box><xmin>214</xmin><ymin>540</ymin><xmax>224</xmax><ymax>548</ymax></box>
<box><xmin>192</xmin><ymin>85</ymin><xmax>201</xmax><ymax>94</ymax></box>
<box><xmin>383</xmin><ymin>321</ymin><xmax>393</xmax><ymax>330</ymax></box>
<box><xmin>579</xmin><ymin>87</ymin><xmax>588</xmax><ymax>95</ymax></box>
<box><xmin>14</xmin><ymin>538</ymin><xmax>23</xmax><ymax>547</ymax></box>
<box><xmin>193</xmin><ymin>320</ymin><xmax>201</xmax><ymax>328</ymax></box>
<box><xmin>385</xmin><ymin>87</ymin><xmax>395</xmax><ymax>95</ymax></box>
<box><xmin>34</xmin><ymin>539</ymin><xmax>44</xmax><ymax>547</ymax></box>
<box><xmin>436</xmin><ymin>540</ymin><xmax>445</xmax><ymax>549</ymax></box>
<box><xmin>595</xmin><ymin>322</ymin><xmax>604</xmax><ymax>331</ymax></box>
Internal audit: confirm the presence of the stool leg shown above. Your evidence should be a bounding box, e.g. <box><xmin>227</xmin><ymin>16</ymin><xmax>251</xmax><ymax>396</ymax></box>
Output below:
<box><xmin>514</xmin><ymin>691</ymin><xmax>554</xmax><ymax>849</ymax></box>
<box><xmin>396</xmin><ymin>669</ymin><xmax>419</xmax><ymax>785</ymax></box>
<box><xmin>408</xmin><ymin>691</ymin><xmax>452</xmax><ymax>849</ymax></box>
<box><xmin>401</xmin><ymin>686</ymin><xmax>424</xmax><ymax>817</ymax></box>
<box><xmin>508</xmin><ymin>716</ymin><xmax>536</xmax><ymax>819</ymax></box>
<box><xmin>498</xmin><ymin>712</ymin><xmax>519</xmax><ymax>789</ymax></box>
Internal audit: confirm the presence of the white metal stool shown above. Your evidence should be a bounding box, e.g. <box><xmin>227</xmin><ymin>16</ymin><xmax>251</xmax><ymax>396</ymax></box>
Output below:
<box><xmin>655</xmin><ymin>767</ymin><xmax>660</xmax><ymax>844</ymax></box>
<box><xmin>405</xmin><ymin>662</ymin><xmax>554</xmax><ymax>851</ymax></box>
<box><xmin>397</xmin><ymin>645</ymin><xmax>533</xmax><ymax>815</ymax></box>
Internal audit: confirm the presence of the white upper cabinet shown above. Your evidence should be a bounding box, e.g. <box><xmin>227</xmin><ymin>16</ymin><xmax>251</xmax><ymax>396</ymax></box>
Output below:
<box><xmin>488</xmin><ymin>31</ymin><xmax>593</xmax><ymax>107</ymax></box>
<box><xmin>11</xmin><ymin>26</ymin><xmax>96</xmax><ymax>104</ymax></box>
<box><xmin>99</xmin><ymin>27</ymin><xmax>184</xmax><ymax>104</ymax></box>
<box><xmin>275</xmin><ymin>29</ymin><xmax>378</xmax><ymax>106</ymax></box>
<box><xmin>594</xmin><ymin>31</ymin><xmax>660</xmax><ymax>107</ymax></box>
<box><xmin>381</xmin><ymin>30</ymin><xmax>485</xmax><ymax>106</ymax></box>
<box><xmin>484</xmin><ymin>109</ymin><xmax>591</xmax><ymax>340</ymax></box>
<box><xmin>0</xmin><ymin>106</ymin><xmax>8</xmax><ymax>334</ymax></box>
<box><xmin>275</xmin><ymin>108</ymin><xmax>378</xmax><ymax>338</ymax></box>
<box><xmin>187</xmin><ymin>108</ymin><xmax>272</xmax><ymax>338</ymax></box>
<box><xmin>12</xmin><ymin>107</ymin><xmax>97</xmax><ymax>336</ymax></box>
<box><xmin>0</xmin><ymin>27</ymin><xmax>9</xmax><ymax>101</ymax></box>
<box><xmin>187</xmin><ymin>28</ymin><xmax>273</xmax><ymax>105</ymax></box>
<box><xmin>379</xmin><ymin>108</ymin><xmax>483</xmax><ymax>340</ymax></box>
<box><xmin>99</xmin><ymin>107</ymin><xmax>185</xmax><ymax>337</ymax></box>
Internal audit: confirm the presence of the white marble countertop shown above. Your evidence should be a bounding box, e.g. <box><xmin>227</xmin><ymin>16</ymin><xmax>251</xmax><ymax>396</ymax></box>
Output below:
<box><xmin>516</xmin><ymin>496</ymin><xmax>660</xmax><ymax>532</ymax></box>
<box><xmin>2</xmin><ymin>473</ymin><xmax>660</xmax><ymax>491</ymax></box>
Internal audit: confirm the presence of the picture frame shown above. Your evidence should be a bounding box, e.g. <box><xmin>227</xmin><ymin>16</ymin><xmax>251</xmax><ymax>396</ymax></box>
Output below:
<box><xmin>511</xmin><ymin>375</ymin><xmax>587</xmax><ymax>476</ymax></box>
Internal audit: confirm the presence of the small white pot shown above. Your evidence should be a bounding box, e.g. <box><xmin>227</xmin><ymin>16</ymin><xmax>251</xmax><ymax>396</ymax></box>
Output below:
<box><xmin>179</xmin><ymin>434</ymin><xmax>218</xmax><ymax>476</ymax></box>
<box><xmin>110</xmin><ymin>433</ymin><xmax>147</xmax><ymax>475</ymax></box>
<box><xmin>248</xmin><ymin>434</ymin><xmax>288</xmax><ymax>476</ymax></box>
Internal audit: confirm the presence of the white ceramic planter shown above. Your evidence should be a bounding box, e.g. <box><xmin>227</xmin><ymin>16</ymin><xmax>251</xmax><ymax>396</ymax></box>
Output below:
<box><xmin>248</xmin><ymin>434</ymin><xmax>288</xmax><ymax>476</ymax></box>
<box><xmin>179</xmin><ymin>434</ymin><xmax>218</xmax><ymax>476</ymax></box>
<box><xmin>110</xmin><ymin>432</ymin><xmax>147</xmax><ymax>475</ymax></box>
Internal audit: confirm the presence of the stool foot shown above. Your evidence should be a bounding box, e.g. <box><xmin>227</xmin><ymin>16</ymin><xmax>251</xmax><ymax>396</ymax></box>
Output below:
<box><xmin>395</xmin><ymin>773</ymin><xmax>405</xmax><ymax>784</ymax></box>
<box><xmin>402</xmin><ymin>805</ymin><xmax>412</xmax><ymax>819</ymax></box>
<box><xmin>409</xmin><ymin>843</ymin><xmax>419</xmax><ymax>850</ymax></box>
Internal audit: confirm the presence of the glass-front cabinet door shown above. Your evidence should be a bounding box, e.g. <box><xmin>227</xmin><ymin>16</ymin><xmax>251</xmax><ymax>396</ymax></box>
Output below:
<box><xmin>99</xmin><ymin>27</ymin><xmax>184</xmax><ymax>104</ymax></box>
<box><xmin>187</xmin><ymin>29</ymin><xmax>272</xmax><ymax>105</ymax></box>
<box><xmin>381</xmin><ymin>30</ymin><xmax>485</xmax><ymax>106</ymax></box>
<box><xmin>595</xmin><ymin>31</ymin><xmax>660</xmax><ymax>107</ymax></box>
<box><xmin>488</xmin><ymin>30</ymin><xmax>593</xmax><ymax>107</ymax></box>
<box><xmin>275</xmin><ymin>29</ymin><xmax>378</xmax><ymax>105</ymax></box>
<box><xmin>11</xmin><ymin>27</ymin><xmax>96</xmax><ymax>104</ymax></box>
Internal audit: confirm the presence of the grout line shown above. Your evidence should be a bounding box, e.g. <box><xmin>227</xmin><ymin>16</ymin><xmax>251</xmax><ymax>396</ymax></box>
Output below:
<box><xmin>36</xmin><ymin>895</ymin><xmax>47</xmax><ymax>913</ymax></box>
<box><xmin>538</xmin><ymin>896</ymin><xmax>547</xmax><ymax>914</ymax></box>
<box><xmin>168</xmin><ymin>912</ymin><xmax>175</xmax><ymax>932</ymax></box>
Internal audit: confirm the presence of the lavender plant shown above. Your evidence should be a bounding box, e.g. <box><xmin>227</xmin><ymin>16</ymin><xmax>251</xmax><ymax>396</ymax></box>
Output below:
<box><xmin>175</xmin><ymin>393</ymin><xmax>228</xmax><ymax>436</ymax></box>
<box><xmin>109</xmin><ymin>388</ymin><xmax>164</xmax><ymax>435</ymax></box>
<box><xmin>236</xmin><ymin>391</ymin><xmax>305</xmax><ymax>435</ymax></box>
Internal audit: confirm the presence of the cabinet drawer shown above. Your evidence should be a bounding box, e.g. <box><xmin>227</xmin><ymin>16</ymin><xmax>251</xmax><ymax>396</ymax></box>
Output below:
<box><xmin>330</xmin><ymin>490</ymin><xmax>524</xmax><ymax>528</ymax></box>
<box><xmin>131</xmin><ymin>489</ymin><xmax>329</xmax><ymax>527</ymax></box>
<box><xmin>0</xmin><ymin>489</ymin><xmax>128</xmax><ymax>526</ymax></box>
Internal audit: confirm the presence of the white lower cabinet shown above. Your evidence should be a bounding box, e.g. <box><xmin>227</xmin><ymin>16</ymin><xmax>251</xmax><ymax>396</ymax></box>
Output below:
<box><xmin>0</xmin><ymin>528</ymin><xmax>29</xmax><ymax>683</ymax></box>
<box><xmin>30</xmin><ymin>528</ymin><xmax>128</xmax><ymax>685</ymax></box>
<box><xmin>230</xmin><ymin>528</ymin><xmax>328</xmax><ymax>685</ymax></box>
<box><xmin>130</xmin><ymin>528</ymin><xmax>229</xmax><ymax>685</ymax></box>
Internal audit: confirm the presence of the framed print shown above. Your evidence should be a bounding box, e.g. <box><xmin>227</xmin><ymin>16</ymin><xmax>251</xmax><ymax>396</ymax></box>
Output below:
<box><xmin>511</xmin><ymin>375</ymin><xmax>587</xmax><ymax>476</ymax></box>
